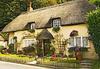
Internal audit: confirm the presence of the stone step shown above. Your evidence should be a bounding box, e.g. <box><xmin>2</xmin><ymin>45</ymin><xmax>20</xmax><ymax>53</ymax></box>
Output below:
<box><xmin>80</xmin><ymin>60</ymin><xmax>93</xmax><ymax>63</ymax></box>
<box><xmin>54</xmin><ymin>67</ymin><xmax>91</xmax><ymax>69</ymax></box>
<box><xmin>80</xmin><ymin>62</ymin><xmax>92</xmax><ymax>66</ymax></box>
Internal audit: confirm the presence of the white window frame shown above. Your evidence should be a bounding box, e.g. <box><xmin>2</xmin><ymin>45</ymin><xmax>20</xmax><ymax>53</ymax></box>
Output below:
<box><xmin>68</xmin><ymin>36</ymin><xmax>88</xmax><ymax>47</ymax></box>
<box><xmin>9</xmin><ymin>38</ymin><xmax>14</xmax><ymax>44</ymax></box>
<box><xmin>24</xmin><ymin>39</ymin><xmax>34</xmax><ymax>47</ymax></box>
<box><xmin>30</xmin><ymin>23</ymin><xmax>35</xmax><ymax>29</ymax></box>
<box><xmin>52</xmin><ymin>18</ymin><xmax>61</xmax><ymax>27</ymax></box>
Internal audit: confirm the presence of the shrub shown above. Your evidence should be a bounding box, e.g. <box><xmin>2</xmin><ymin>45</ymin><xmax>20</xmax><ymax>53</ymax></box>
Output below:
<box><xmin>80</xmin><ymin>47</ymin><xmax>88</xmax><ymax>52</ymax></box>
<box><xmin>0</xmin><ymin>45</ymin><xmax>4</xmax><ymax>52</ymax></box>
<box><xmin>1</xmin><ymin>48</ymin><xmax>8</xmax><ymax>54</ymax></box>
<box><xmin>8</xmin><ymin>44</ymin><xmax>15</xmax><ymax>53</ymax></box>
<box><xmin>17</xmin><ymin>50</ymin><xmax>23</xmax><ymax>55</ymax></box>
<box><xmin>0</xmin><ymin>54</ymin><xmax>34</xmax><ymax>64</ymax></box>
<box><xmin>89</xmin><ymin>0</ymin><xmax>100</xmax><ymax>7</ymax></box>
<box><xmin>92</xmin><ymin>59</ymin><xmax>100</xmax><ymax>69</ymax></box>
<box><xmin>52</xmin><ymin>26</ymin><xmax>60</xmax><ymax>33</ymax></box>
<box><xmin>87</xmin><ymin>9</ymin><xmax>100</xmax><ymax>59</ymax></box>
<box><xmin>22</xmin><ymin>46</ymin><xmax>35</xmax><ymax>56</ymax></box>
<box><xmin>28</xmin><ymin>29</ymin><xmax>35</xmax><ymax>33</ymax></box>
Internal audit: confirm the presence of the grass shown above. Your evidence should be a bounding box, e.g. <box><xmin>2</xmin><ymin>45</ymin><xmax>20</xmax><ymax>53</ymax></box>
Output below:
<box><xmin>0</xmin><ymin>54</ymin><xmax>34</xmax><ymax>64</ymax></box>
<box><xmin>92</xmin><ymin>59</ymin><xmax>100</xmax><ymax>69</ymax></box>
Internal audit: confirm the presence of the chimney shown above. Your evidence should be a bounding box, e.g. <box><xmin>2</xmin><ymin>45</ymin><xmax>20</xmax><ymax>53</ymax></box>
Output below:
<box><xmin>27</xmin><ymin>0</ymin><xmax>33</xmax><ymax>12</ymax></box>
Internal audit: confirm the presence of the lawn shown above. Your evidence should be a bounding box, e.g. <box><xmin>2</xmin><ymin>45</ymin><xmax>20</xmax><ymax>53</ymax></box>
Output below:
<box><xmin>0</xmin><ymin>54</ymin><xmax>34</xmax><ymax>64</ymax></box>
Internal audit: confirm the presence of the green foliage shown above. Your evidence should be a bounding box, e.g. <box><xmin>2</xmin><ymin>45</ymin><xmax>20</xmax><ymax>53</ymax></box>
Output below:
<box><xmin>0</xmin><ymin>45</ymin><xmax>4</xmax><ymax>52</ymax></box>
<box><xmin>0</xmin><ymin>32</ymin><xmax>8</xmax><ymax>40</ymax></box>
<box><xmin>92</xmin><ymin>59</ymin><xmax>100</xmax><ymax>69</ymax></box>
<box><xmin>0</xmin><ymin>54</ymin><xmax>34</xmax><ymax>64</ymax></box>
<box><xmin>87</xmin><ymin>9</ymin><xmax>100</xmax><ymax>58</ymax></box>
<box><xmin>28</xmin><ymin>29</ymin><xmax>35</xmax><ymax>33</ymax></box>
<box><xmin>0</xmin><ymin>0</ymin><xmax>27</xmax><ymax>29</ymax></box>
<box><xmin>8</xmin><ymin>44</ymin><xmax>15</xmax><ymax>53</ymax></box>
<box><xmin>46</xmin><ymin>44</ymin><xmax>55</xmax><ymax>57</ymax></box>
<box><xmin>68</xmin><ymin>47</ymin><xmax>88</xmax><ymax>52</ymax></box>
<box><xmin>89</xmin><ymin>0</ymin><xmax>100</xmax><ymax>7</ymax></box>
<box><xmin>52</xmin><ymin>26</ymin><xmax>60</xmax><ymax>33</ymax></box>
<box><xmin>22</xmin><ymin>45</ymin><xmax>36</xmax><ymax>56</ymax></box>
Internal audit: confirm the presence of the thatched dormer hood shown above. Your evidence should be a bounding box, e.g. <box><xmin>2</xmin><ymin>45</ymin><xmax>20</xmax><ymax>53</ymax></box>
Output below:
<box><xmin>2</xmin><ymin>0</ymin><xmax>95</xmax><ymax>32</ymax></box>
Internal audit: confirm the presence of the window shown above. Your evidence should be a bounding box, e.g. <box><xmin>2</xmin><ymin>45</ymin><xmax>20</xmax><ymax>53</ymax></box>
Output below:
<box><xmin>30</xmin><ymin>23</ymin><xmax>35</xmax><ymax>29</ymax></box>
<box><xmin>24</xmin><ymin>39</ymin><xmax>34</xmax><ymax>47</ymax></box>
<box><xmin>69</xmin><ymin>37</ymin><xmax>88</xmax><ymax>47</ymax></box>
<box><xmin>9</xmin><ymin>38</ymin><xmax>14</xmax><ymax>44</ymax></box>
<box><xmin>52</xmin><ymin>18</ymin><xmax>61</xmax><ymax>27</ymax></box>
<box><xmin>28</xmin><ymin>22</ymin><xmax>35</xmax><ymax>29</ymax></box>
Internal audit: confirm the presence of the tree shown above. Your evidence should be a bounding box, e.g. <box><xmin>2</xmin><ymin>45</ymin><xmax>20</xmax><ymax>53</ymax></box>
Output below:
<box><xmin>87</xmin><ymin>9</ymin><xmax>100</xmax><ymax>59</ymax></box>
<box><xmin>87</xmin><ymin>0</ymin><xmax>100</xmax><ymax>59</ymax></box>
<box><xmin>0</xmin><ymin>0</ymin><xmax>27</xmax><ymax>30</ymax></box>
<box><xmin>89</xmin><ymin>0</ymin><xmax>100</xmax><ymax>7</ymax></box>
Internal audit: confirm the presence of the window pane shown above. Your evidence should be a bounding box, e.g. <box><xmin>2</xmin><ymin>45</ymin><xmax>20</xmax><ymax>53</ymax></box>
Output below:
<box><xmin>76</xmin><ymin>37</ymin><xmax>81</xmax><ymax>47</ymax></box>
<box><xmin>25</xmin><ymin>39</ymin><xmax>34</xmax><ymax>47</ymax></box>
<box><xmin>83</xmin><ymin>37</ymin><xmax>88</xmax><ymax>47</ymax></box>
<box><xmin>53</xmin><ymin>19</ymin><xmax>60</xmax><ymax>27</ymax></box>
<box><xmin>69</xmin><ymin>38</ymin><xmax>74</xmax><ymax>47</ymax></box>
<box><xmin>31</xmin><ymin>23</ymin><xmax>35</xmax><ymax>29</ymax></box>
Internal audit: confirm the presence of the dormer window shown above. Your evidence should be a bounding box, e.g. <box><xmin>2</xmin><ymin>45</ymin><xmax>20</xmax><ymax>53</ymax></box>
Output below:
<box><xmin>28</xmin><ymin>22</ymin><xmax>35</xmax><ymax>29</ymax></box>
<box><xmin>52</xmin><ymin>18</ymin><xmax>61</xmax><ymax>28</ymax></box>
<box><xmin>31</xmin><ymin>23</ymin><xmax>35</xmax><ymax>29</ymax></box>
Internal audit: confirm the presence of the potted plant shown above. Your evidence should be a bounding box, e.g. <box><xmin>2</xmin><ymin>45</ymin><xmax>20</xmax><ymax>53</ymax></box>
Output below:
<box><xmin>52</xmin><ymin>26</ymin><xmax>60</xmax><ymax>33</ymax></box>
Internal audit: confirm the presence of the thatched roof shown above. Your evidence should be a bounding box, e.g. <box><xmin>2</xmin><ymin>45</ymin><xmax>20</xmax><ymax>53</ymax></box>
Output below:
<box><xmin>2</xmin><ymin>0</ymin><xmax>95</xmax><ymax>32</ymax></box>
<box><xmin>37</xmin><ymin>29</ymin><xmax>54</xmax><ymax>39</ymax></box>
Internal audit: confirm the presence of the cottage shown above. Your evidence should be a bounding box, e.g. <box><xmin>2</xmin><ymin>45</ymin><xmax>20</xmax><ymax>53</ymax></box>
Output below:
<box><xmin>2</xmin><ymin>0</ymin><xmax>97</xmax><ymax>59</ymax></box>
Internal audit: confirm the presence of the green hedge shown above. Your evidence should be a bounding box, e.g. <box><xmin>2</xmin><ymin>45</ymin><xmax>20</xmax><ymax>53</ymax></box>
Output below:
<box><xmin>92</xmin><ymin>59</ymin><xmax>100</xmax><ymax>69</ymax></box>
<box><xmin>0</xmin><ymin>54</ymin><xmax>34</xmax><ymax>64</ymax></box>
<box><xmin>87</xmin><ymin>9</ymin><xmax>100</xmax><ymax>58</ymax></box>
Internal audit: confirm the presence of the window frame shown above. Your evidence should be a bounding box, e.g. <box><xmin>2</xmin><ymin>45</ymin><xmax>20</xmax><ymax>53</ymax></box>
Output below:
<box><xmin>52</xmin><ymin>18</ymin><xmax>61</xmax><ymax>28</ymax></box>
<box><xmin>28</xmin><ymin>22</ymin><xmax>35</xmax><ymax>30</ymax></box>
<box><xmin>68</xmin><ymin>36</ymin><xmax>88</xmax><ymax>47</ymax></box>
<box><xmin>24</xmin><ymin>39</ymin><xmax>34</xmax><ymax>47</ymax></box>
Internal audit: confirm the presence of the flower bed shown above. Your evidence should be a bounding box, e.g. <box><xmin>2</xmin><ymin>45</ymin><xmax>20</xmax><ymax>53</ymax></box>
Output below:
<box><xmin>0</xmin><ymin>54</ymin><xmax>34</xmax><ymax>64</ymax></box>
<box><xmin>37</xmin><ymin>57</ymin><xmax>80</xmax><ymax>68</ymax></box>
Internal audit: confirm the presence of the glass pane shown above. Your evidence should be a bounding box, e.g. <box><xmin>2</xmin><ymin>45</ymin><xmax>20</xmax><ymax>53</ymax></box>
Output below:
<box><xmin>53</xmin><ymin>19</ymin><xmax>60</xmax><ymax>27</ymax></box>
<box><xmin>76</xmin><ymin>37</ymin><xmax>81</xmax><ymax>47</ymax></box>
<box><xmin>69</xmin><ymin>38</ymin><xmax>74</xmax><ymax>47</ymax></box>
<box><xmin>31</xmin><ymin>23</ymin><xmax>35</xmax><ymax>29</ymax></box>
<box><xmin>83</xmin><ymin>37</ymin><xmax>88</xmax><ymax>47</ymax></box>
<box><xmin>25</xmin><ymin>39</ymin><xmax>34</xmax><ymax>47</ymax></box>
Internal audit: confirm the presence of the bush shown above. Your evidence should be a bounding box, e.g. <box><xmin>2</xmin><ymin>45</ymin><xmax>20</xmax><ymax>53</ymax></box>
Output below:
<box><xmin>52</xmin><ymin>26</ymin><xmax>60</xmax><ymax>33</ymax></box>
<box><xmin>80</xmin><ymin>47</ymin><xmax>88</xmax><ymax>52</ymax></box>
<box><xmin>17</xmin><ymin>50</ymin><xmax>24</xmax><ymax>55</ymax></box>
<box><xmin>68</xmin><ymin>47</ymin><xmax>88</xmax><ymax>58</ymax></box>
<box><xmin>92</xmin><ymin>59</ymin><xmax>100</xmax><ymax>69</ymax></box>
<box><xmin>8</xmin><ymin>44</ymin><xmax>15</xmax><ymax>53</ymax></box>
<box><xmin>22</xmin><ymin>46</ymin><xmax>35</xmax><ymax>56</ymax></box>
<box><xmin>87</xmin><ymin>9</ymin><xmax>100</xmax><ymax>59</ymax></box>
<box><xmin>89</xmin><ymin>0</ymin><xmax>100</xmax><ymax>7</ymax></box>
<box><xmin>0</xmin><ymin>45</ymin><xmax>4</xmax><ymax>52</ymax></box>
<box><xmin>0</xmin><ymin>54</ymin><xmax>34</xmax><ymax>64</ymax></box>
<box><xmin>1</xmin><ymin>48</ymin><xmax>8</xmax><ymax>54</ymax></box>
